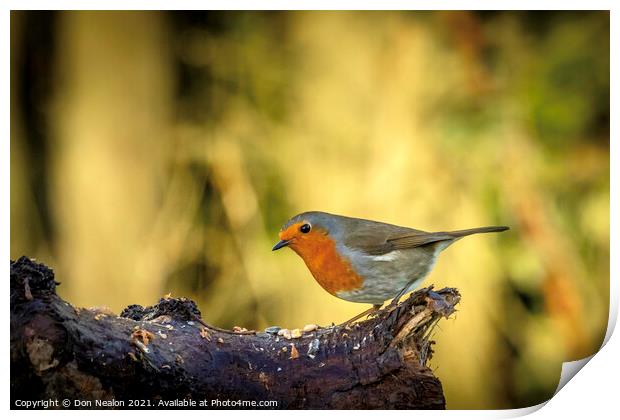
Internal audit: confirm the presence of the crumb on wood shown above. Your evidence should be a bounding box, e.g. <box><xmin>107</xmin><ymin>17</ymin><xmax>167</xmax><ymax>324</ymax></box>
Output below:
<box><xmin>302</xmin><ymin>324</ymin><xmax>318</xmax><ymax>333</ymax></box>
<box><xmin>88</xmin><ymin>306</ymin><xmax>116</xmax><ymax>317</ymax></box>
<box><xmin>151</xmin><ymin>315</ymin><xmax>173</xmax><ymax>325</ymax></box>
<box><xmin>200</xmin><ymin>328</ymin><xmax>211</xmax><ymax>340</ymax></box>
<box><xmin>131</xmin><ymin>328</ymin><xmax>155</xmax><ymax>353</ymax></box>
<box><xmin>278</xmin><ymin>329</ymin><xmax>292</xmax><ymax>339</ymax></box>
<box><xmin>290</xmin><ymin>344</ymin><xmax>299</xmax><ymax>359</ymax></box>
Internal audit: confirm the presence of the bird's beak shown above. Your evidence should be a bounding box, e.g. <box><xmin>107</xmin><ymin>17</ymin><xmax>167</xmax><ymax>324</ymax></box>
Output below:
<box><xmin>272</xmin><ymin>239</ymin><xmax>290</xmax><ymax>251</ymax></box>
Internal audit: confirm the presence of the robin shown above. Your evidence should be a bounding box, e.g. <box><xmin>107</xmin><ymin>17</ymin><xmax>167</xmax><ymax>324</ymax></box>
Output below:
<box><xmin>272</xmin><ymin>211</ymin><xmax>508</xmax><ymax>323</ymax></box>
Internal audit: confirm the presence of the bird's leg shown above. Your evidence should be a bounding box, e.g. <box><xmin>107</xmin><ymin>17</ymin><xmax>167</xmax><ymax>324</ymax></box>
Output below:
<box><xmin>387</xmin><ymin>281</ymin><xmax>416</xmax><ymax>308</ymax></box>
<box><xmin>339</xmin><ymin>304</ymin><xmax>382</xmax><ymax>326</ymax></box>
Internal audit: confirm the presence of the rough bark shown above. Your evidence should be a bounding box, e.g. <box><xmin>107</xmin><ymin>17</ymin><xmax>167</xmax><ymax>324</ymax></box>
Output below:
<box><xmin>10</xmin><ymin>256</ymin><xmax>460</xmax><ymax>409</ymax></box>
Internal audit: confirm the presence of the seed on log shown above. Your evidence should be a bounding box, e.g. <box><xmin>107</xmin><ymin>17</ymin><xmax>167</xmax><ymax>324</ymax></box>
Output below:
<box><xmin>278</xmin><ymin>329</ymin><xmax>292</xmax><ymax>339</ymax></box>
<box><xmin>290</xmin><ymin>344</ymin><xmax>299</xmax><ymax>359</ymax></box>
<box><xmin>302</xmin><ymin>324</ymin><xmax>318</xmax><ymax>333</ymax></box>
<box><xmin>199</xmin><ymin>328</ymin><xmax>210</xmax><ymax>340</ymax></box>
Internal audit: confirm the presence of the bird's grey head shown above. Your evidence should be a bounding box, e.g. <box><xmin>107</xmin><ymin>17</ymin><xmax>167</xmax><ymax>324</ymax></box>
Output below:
<box><xmin>272</xmin><ymin>211</ymin><xmax>342</xmax><ymax>251</ymax></box>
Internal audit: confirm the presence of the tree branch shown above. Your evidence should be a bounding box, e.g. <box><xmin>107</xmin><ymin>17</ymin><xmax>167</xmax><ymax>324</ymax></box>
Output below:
<box><xmin>10</xmin><ymin>256</ymin><xmax>460</xmax><ymax>409</ymax></box>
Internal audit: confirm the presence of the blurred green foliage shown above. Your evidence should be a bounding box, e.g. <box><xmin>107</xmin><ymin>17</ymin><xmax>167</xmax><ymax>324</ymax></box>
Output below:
<box><xmin>11</xmin><ymin>11</ymin><xmax>609</xmax><ymax>409</ymax></box>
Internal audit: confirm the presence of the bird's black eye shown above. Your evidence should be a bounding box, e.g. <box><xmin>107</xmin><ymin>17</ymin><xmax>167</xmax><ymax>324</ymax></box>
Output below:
<box><xmin>300</xmin><ymin>223</ymin><xmax>311</xmax><ymax>234</ymax></box>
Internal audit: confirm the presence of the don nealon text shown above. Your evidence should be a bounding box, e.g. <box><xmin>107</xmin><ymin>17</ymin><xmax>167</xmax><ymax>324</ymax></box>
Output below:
<box><xmin>14</xmin><ymin>398</ymin><xmax>279</xmax><ymax>409</ymax></box>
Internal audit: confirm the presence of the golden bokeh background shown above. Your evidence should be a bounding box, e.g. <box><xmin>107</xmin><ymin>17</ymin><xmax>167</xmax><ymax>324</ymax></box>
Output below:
<box><xmin>11</xmin><ymin>11</ymin><xmax>609</xmax><ymax>409</ymax></box>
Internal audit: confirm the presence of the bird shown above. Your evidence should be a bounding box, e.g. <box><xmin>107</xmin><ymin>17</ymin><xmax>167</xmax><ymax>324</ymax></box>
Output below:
<box><xmin>272</xmin><ymin>211</ymin><xmax>509</xmax><ymax>323</ymax></box>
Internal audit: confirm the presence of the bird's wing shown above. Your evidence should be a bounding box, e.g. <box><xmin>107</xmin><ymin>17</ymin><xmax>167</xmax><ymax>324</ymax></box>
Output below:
<box><xmin>343</xmin><ymin>222</ymin><xmax>454</xmax><ymax>255</ymax></box>
<box><xmin>385</xmin><ymin>231</ymin><xmax>456</xmax><ymax>250</ymax></box>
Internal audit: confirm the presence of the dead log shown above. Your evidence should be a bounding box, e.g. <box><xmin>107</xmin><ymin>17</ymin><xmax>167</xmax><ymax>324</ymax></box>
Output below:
<box><xmin>10</xmin><ymin>256</ymin><xmax>460</xmax><ymax>409</ymax></box>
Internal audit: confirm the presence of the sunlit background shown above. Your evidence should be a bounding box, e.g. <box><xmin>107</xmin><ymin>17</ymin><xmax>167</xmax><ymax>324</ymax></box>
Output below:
<box><xmin>11</xmin><ymin>11</ymin><xmax>609</xmax><ymax>409</ymax></box>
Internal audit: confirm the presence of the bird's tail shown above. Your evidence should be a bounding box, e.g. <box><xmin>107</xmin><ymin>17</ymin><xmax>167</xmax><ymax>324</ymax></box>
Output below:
<box><xmin>447</xmin><ymin>226</ymin><xmax>509</xmax><ymax>238</ymax></box>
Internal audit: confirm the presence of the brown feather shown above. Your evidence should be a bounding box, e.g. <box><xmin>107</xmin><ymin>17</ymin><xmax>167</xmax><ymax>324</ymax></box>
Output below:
<box><xmin>342</xmin><ymin>221</ymin><xmax>427</xmax><ymax>255</ymax></box>
<box><xmin>345</xmin><ymin>223</ymin><xmax>509</xmax><ymax>255</ymax></box>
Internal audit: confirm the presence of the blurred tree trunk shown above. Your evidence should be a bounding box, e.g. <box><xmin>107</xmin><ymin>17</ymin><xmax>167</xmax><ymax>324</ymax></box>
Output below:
<box><xmin>10</xmin><ymin>11</ymin><xmax>58</xmax><ymax>260</ymax></box>
<box><xmin>51</xmin><ymin>11</ymin><xmax>174</xmax><ymax>311</ymax></box>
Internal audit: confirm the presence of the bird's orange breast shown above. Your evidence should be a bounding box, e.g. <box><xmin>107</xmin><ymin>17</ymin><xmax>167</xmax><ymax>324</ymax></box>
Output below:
<box><xmin>288</xmin><ymin>231</ymin><xmax>363</xmax><ymax>296</ymax></box>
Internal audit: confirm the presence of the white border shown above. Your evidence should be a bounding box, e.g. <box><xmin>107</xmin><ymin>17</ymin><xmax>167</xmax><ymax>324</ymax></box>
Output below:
<box><xmin>3</xmin><ymin>3</ymin><xmax>617</xmax><ymax>419</ymax></box>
